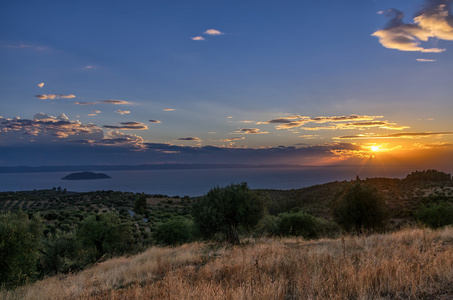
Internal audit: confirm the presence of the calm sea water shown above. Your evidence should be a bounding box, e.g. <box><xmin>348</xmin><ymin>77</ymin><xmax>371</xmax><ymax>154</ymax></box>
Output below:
<box><xmin>1</xmin><ymin>166</ymin><xmax>451</xmax><ymax>197</ymax></box>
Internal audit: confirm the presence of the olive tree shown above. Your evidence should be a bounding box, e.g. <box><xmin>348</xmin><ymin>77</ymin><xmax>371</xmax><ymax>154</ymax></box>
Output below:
<box><xmin>192</xmin><ymin>183</ymin><xmax>264</xmax><ymax>244</ymax></box>
<box><xmin>333</xmin><ymin>183</ymin><xmax>388</xmax><ymax>233</ymax></box>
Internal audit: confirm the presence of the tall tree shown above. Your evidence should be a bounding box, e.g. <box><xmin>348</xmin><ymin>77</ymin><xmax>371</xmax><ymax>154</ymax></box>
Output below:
<box><xmin>192</xmin><ymin>183</ymin><xmax>264</xmax><ymax>244</ymax></box>
<box><xmin>333</xmin><ymin>183</ymin><xmax>388</xmax><ymax>233</ymax></box>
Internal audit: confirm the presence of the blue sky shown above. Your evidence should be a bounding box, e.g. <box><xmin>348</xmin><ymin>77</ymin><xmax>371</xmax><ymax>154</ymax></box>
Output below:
<box><xmin>1</xmin><ymin>0</ymin><xmax>452</xmax><ymax>167</ymax></box>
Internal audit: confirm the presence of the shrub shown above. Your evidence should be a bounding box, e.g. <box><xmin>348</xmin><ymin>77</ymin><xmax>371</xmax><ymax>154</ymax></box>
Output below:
<box><xmin>153</xmin><ymin>217</ymin><xmax>195</xmax><ymax>246</ymax></box>
<box><xmin>277</xmin><ymin>211</ymin><xmax>333</xmax><ymax>239</ymax></box>
<box><xmin>415</xmin><ymin>201</ymin><xmax>453</xmax><ymax>228</ymax></box>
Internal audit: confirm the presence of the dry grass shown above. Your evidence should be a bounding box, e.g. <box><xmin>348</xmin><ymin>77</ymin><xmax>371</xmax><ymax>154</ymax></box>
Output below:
<box><xmin>2</xmin><ymin>227</ymin><xmax>453</xmax><ymax>300</ymax></box>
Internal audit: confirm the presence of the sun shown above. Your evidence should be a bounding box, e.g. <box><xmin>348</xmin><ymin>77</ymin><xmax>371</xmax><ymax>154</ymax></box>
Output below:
<box><xmin>370</xmin><ymin>145</ymin><xmax>381</xmax><ymax>152</ymax></box>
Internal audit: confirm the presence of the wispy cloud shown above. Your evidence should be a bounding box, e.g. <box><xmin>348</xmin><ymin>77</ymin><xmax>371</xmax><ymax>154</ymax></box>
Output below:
<box><xmin>372</xmin><ymin>1</ymin><xmax>453</xmax><ymax>53</ymax></box>
<box><xmin>75</xmin><ymin>102</ymin><xmax>96</xmax><ymax>105</ymax></box>
<box><xmin>35</xmin><ymin>94</ymin><xmax>76</xmax><ymax>100</ymax></box>
<box><xmin>416</xmin><ymin>58</ymin><xmax>437</xmax><ymax>62</ymax></box>
<box><xmin>103</xmin><ymin>122</ymin><xmax>148</xmax><ymax>130</ymax></box>
<box><xmin>234</xmin><ymin>128</ymin><xmax>269</xmax><ymax>134</ymax></box>
<box><xmin>99</xmin><ymin>100</ymin><xmax>131</xmax><ymax>105</ymax></box>
<box><xmin>5</xmin><ymin>44</ymin><xmax>48</xmax><ymax>50</ymax></box>
<box><xmin>262</xmin><ymin>114</ymin><xmax>392</xmax><ymax>130</ymax></box>
<box><xmin>336</xmin><ymin>132</ymin><xmax>453</xmax><ymax>139</ymax></box>
<box><xmin>204</xmin><ymin>29</ymin><xmax>223</xmax><ymax>35</ymax></box>
<box><xmin>115</xmin><ymin>109</ymin><xmax>131</xmax><ymax>115</ymax></box>
<box><xmin>149</xmin><ymin>119</ymin><xmax>161</xmax><ymax>123</ymax></box>
<box><xmin>218</xmin><ymin>137</ymin><xmax>245</xmax><ymax>142</ymax></box>
<box><xmin>163</xmin><ymin>108</ymin><xmax>174</xmax><ymax>111</ymax></box>
<box><xmin>191</xmin><ymin>36</ymin><xmax>205</xmax><ymax>41</ymax></box>
<box><xmin>38</xmin><ymin>83</ymin><xmax>44</xmax><ymax>88</ymax></box>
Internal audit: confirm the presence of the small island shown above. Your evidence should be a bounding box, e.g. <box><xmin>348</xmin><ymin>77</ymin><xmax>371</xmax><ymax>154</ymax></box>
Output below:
<box><xmin>61</xmin><ymin>172</ymin><xmax>112</xmax><ymax>180</ymax></box>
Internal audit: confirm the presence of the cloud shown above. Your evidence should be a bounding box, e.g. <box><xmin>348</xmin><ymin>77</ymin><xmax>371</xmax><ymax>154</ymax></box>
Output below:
<box><xmin>234</xmin><ymin>128</ymin><xmax>269</xmax><ymax>134</ymax></box>
<box><xmin>0</xmin><ymin>113</ymin><xmax>103</xmax><ymax>141</ymax></box>
<box><xmin>149</xmin><ymin>119</ymin><xmax>161</xmax><ymax>123</ymax></box>
<box><xmin>263</xmin><ymin>114</ymin><xmax>387</xmax><ymax>130</ymax></box>
<box><xmin>35</xmin><ymin>94</ymin><xmax>76</xmax><ymax>100</ymax></box>
<box><xmin>191</xmin><ymin>36</ymin><xmax>205</xmax><ymax>41</ymax></box>
<box><xmin>178</xmin><ymin>137</ymin><xmax>201</xmax><ymax>141</ymax></box>
<box><xmin>336</xmin><ymin>131</ymin><xmax>453</xmax><ymax>139</ymax></box>
<box><xmin>84</xmin><ymin>65</ymin><xmax>94</xmax><ymax>69</ymax></box>
<box><xmin>38</xmin><ymin>83</ymin><xmax>44</xmax><ymax>88</ymax></box>
<box><xmin>99</xmin><ymin>100</ymin><xmax>131</xmax><ymax>105</ymax></box>
<box><xmin>92</xmin><ymin>110</ymin><xmax>102</xmax><ymax>114</ymax></box>
<box><xmin>416</xmin><ymin>58</ymin><xmax>437</xmax><ymax>62</ymax></box>
<box><xmin>115</xmin><ymin>109</ymin><xmax>131</xmax><ymax>115</ymax></box>
<box><xmin>204</xmin><ymin>29</ymin><xmax>223</xmax><ymax>35</ymax></box>
<box><xmin>218</xmin><ymin>137</ymin><xmax>246</xmax><ymax>142</ymax></box>
<box><xmin>163</xmin><ymin>108</ymin><xmax>174</xmax><ymax>111</ymax></box>
<box><xmin>299</xmin><ymin>135</ymin><xmax>320</xmax><ymax>139</ymax></box>
<box><xmin>414</xmin><ymin>2</ymin><xmax>453</xmax><ymax>41</ymax></box>
<box><xmin>103</xmin><ymin>122</ymin><xmax>148</xmax><ymax>130</ymax></box>
<box><xmin>75</xmin><ymin>102</ymin><xmax>96</xmax><ymax>105</ymax></box>
<box><xmin>5</xmin><ymin>44</ymin><xmax>48</xmax><ymax>50</ymax></box>
<box><xmin>100</xmin><ymin>130</ymin><xmax>145</xmax><ymax>149</ymax></box>
<box><xmin>336</xmin><ymin>121</ymin><xmax>409</xmax><ymax>130</ymax></box>
<box><xmin>372</xmin><ymin>2</ymin><xmax>453</xmax><ymax>53</ymax></box>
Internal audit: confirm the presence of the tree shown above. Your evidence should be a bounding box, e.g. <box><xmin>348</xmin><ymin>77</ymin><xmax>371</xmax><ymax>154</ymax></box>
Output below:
<box><xmin>192</xmin><ymin>183</ymin><xmax>264</xmax><ymax>244</ymax></box>
<box><xmin>333</xmin><ymin>183</ymin><xmax>388</xmax><ymax>233</ymax></box>
<box><xmin>134</xmin><ymin>194</ymin><xmax>148</xmax><ymax>216</ymax></box>
<box><xmin>77</xmin><ymin>213</ymin><xmax>135</xmax><ymax>261</ymax></box>
<box><xmin>0</xmin><ymin>211</ymin><xmax>42</xmax><ymax>289</ymax></box>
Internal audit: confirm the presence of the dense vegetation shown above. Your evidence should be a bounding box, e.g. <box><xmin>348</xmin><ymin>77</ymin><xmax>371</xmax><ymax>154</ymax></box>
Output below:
<box><xmin>1</xmin><ymin>169</ymin><xmax>452</xmax><ymax>290</ymax></box>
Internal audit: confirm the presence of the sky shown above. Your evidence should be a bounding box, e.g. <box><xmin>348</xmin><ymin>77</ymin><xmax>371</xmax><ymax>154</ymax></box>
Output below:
<box><xmin>1</xmin><ymin>0</ymin><xmax>452</xmax><ymax>169</ymax></box>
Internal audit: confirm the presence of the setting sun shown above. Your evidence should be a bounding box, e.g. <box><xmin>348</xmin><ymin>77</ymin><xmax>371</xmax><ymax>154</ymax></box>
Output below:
<box><xmin>370</xmin><ymin>145</ymin><xmax>381</xmax><ymax>152</ymax></box>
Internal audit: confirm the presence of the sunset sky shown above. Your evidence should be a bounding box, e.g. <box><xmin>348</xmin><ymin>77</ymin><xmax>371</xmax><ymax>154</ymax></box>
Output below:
<box><xmin>1</xmin><ymin>0</ymin><xmax>452</xmax><ymax>168</ymax></box>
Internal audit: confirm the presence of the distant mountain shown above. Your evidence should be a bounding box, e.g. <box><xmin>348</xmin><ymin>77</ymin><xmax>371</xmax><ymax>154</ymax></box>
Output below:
<box><xmin>61</xmin><ymin>172</ymin><xmax>112</xmax><ymax>180</ymax></box>
<box><xmin>0</xmin><ymin>163</ymin><xmax>300</xmax><ymax>173</ymax></box>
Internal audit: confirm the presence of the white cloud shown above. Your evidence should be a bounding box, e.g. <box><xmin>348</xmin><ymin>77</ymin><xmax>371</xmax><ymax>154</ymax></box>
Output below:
<box><xmin>191</xmin><ymin>36</ymin><xmax>205</xmax><ymax>41</ymax></box>
<box><xmin>204</xmin><ymin>29</ymin><xmax>223</xmax><ymax>35</ymax></box>
<box><xmin>38</xmin><ymin>82</ymin><xmax>44</xmax><ymax>88</ymax></box>
<box><xmin>373</xmin><ymin>3</ymin><xmax>453</xmax><ymax>53</ymax></box>
<box><xmin>35</xmin><ymin>94</ymin><xmax>76</xmax><ymax>100</ymax></box>
<box><xmin>115</xmin><ymin>109</ymin><xmax>131</xmax><ymax>115</ymax></box>
<box><xmin>416</xmin><ymin>58</ymin><xmax>437</xmax><ymax>62</ymax></box>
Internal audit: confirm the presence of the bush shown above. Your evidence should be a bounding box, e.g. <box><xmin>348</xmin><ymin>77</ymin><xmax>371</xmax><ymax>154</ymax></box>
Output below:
<box><xmin>153</xmin><ymin>217</ymin><xmax>196</xmax><ymax>246</ymax></box>
<box><xmin>333</xmin><ymin>183</ymin><xmax>388</xmax><ymax>233</ymax></box>
<box><xmin>415</xmin><ymin>201</ymin><xmax>453</xmax><ymax>228</ymax></box>
<box><xmin>276</xmin><ymin>211</ymin><xmax>338</xmax><ymax>239</ymax></box>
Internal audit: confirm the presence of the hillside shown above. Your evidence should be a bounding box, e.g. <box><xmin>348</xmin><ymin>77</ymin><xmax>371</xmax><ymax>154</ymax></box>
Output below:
<box><xmin>2</xmin><ymin>227</ymin><xmax>452</xmax><ymax>300</ymax></box>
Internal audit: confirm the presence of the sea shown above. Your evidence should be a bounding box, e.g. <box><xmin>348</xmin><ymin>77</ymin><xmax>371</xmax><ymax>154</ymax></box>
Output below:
<box><xmin>1</xmin><ymin>166</ymin><xmax>451</xmax><ymax>197</ymax></box>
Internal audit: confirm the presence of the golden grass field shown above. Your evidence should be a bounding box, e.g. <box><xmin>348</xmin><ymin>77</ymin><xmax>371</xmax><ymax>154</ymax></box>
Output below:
<box><xmin>2</xmin><ymin>227</ymin><xmax>453</xmax><ymax>300</ymax></box>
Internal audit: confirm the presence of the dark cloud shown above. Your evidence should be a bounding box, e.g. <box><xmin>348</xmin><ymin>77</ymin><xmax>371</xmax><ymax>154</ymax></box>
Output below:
<box><xmin>235</xmin><ymin>128</ymin><xmax>268</xmax><ymax>134</ymax></box>
<box><xmin>75</xmin><ymin>102</ymin><xmax>96</xmax><ymax>105</ymax></box>
<box><xmin>178</xmin><ymin>137</ymin><xmax>201</xmax><ymax>141</ymax></box>
<box><xmin>149</xmin><ymin>120</ymin><xmax>161</xmax><ymax>123</ymax></box>
<box><xmin>99</xmin><ymin>100</ymin><xmax>131</xmax><ymax>105</ymax></box>
<box><xmin>103</xmin><ymin>122</ymin><xmax>148</xmax><ymax>130</ymax></box>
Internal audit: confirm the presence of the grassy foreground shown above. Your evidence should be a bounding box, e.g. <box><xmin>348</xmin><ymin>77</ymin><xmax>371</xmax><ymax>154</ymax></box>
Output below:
<box><xmin>2</xmin><ymin>227</ymin><xmax>453</xmax><ymax>300</ymax></box>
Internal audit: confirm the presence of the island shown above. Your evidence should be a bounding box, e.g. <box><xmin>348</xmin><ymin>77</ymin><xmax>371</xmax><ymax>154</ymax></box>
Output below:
<box><xmin>61</xmin><ymin>172</ymin><xmax>112</xmax><ymax>180</ymax></box>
